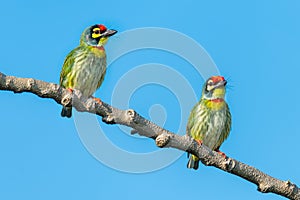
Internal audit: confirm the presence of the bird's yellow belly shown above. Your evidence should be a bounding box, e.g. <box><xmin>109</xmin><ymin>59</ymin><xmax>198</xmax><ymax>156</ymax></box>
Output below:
<box><xmin>202</xmin><ymin>111</ymin><xmax>227</xmax><ymax>149</ymax></box>
<box><xmin>68</xmin><ymin>55</ymin><xmax>106</xmax><ymax>97</ymax></box>
<box><xmin>191</xmin><ymin>108</ymin><xmax>228</xmax><ymax>150</ymax></box>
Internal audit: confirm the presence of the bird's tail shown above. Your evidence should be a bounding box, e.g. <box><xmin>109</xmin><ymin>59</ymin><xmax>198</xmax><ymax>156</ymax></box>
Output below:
<box><xmin>61</xmin><ymin>106</ymin><xmax>72</xmax><ymax>118</ymax></box>
<box><xmin>187</xmin><ymin>154</ymin><xmax>199</xmax><ymax>170</ymax></box>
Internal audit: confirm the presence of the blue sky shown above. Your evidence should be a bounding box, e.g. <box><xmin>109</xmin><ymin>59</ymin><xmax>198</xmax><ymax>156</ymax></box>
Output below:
<box><xmin>1</xmin><ymin>0</ymin><xmax>300</xmax><ymax>199</ymax></box>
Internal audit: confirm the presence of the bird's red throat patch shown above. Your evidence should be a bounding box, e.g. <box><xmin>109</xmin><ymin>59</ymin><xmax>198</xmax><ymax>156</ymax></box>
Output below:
<box><xmin>93</xmin><ymin>46</ymin><xmax>105</xmax><ymax>51</ymax></box>
<box><xmin>210</xmin><ymin>98</ymin><xmax>224</xmax><ymax>103</ymax></box>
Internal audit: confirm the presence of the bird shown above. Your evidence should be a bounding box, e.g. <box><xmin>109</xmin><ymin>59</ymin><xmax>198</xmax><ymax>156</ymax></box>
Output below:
<box><xmin>59</xmin><ymin>24</ymin><xmax>117</xmax><ymax>118</ymax></box>
<box><xmin>186</xmin><ymin>76</ymin><xmax>231</xmax><ymax>170</ymax></box>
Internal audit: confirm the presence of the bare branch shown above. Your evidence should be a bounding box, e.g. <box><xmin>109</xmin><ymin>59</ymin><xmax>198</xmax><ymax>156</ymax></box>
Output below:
<box><xmin>0</xmin><ymin>71</ymin><xmax>299</xmax><ymax>200</ymax></box>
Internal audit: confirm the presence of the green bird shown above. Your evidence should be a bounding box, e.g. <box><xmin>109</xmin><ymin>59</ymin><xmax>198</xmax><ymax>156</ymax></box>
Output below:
<box><xmin>59</xmin><ymin>24</ymin><xmax>117</xmax><ymax>118</ymax></box>
<box><xmin>187</xmin><ymin>76</ymin><xmax>231</xmax><ymax>170</ymax></box>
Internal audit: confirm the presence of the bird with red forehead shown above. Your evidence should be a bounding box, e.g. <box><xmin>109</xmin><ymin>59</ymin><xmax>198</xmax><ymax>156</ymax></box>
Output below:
<box><xmin>186</xmin><ymin>76</ymin><xmax>232</xmax><ymax>170</ymax></box>
<box><xmin>59</xmin><ymin>24</ymin><xmax>117</xmax><ymax>117</ymax></box>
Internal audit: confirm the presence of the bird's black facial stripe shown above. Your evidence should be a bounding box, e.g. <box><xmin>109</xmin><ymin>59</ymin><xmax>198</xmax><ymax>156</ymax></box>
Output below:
<box><xmin>207</xmin><ymin>80</ymin><xmax>213</xmax><ymax>85</ymax></box>
<box><xmin>206</xmin><ymin>79</ymin><xmax>226</xmax><ymax>92</ymax></box>
<box><xmin>205</xmin><ymin>79</ymin><xmax>214</xmax><ymax>91</ymax></box>
<box><xmin>91</xmin><ymin>25</ymin><xmax>99</xmax><ymax>31</ymax></box>
<box><xmin>88</xmin><ymin>27</ymin><xmax>101</xmax><ymax>44</ymax></box>
<box><xmin>90</xmin><ymin>25</ymin><xmax>107</xmax><ymax>38</ymax></box>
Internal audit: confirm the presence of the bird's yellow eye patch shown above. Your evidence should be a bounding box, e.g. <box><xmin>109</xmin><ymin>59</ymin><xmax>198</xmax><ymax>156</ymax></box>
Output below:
<box><xmin>92</xmin><ymin>28</ymin><xmax>101</xmax><ymax>38</ymax></box>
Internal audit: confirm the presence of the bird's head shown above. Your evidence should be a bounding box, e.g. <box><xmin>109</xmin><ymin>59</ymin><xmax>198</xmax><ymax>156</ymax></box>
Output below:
<box><xmin>202</xmin><ymin>76</ymin><xmax>227</xmax><ymax>100</ymax></box>
<box><xmin>80</xmin><ymin>24</ymin><xmax>117</xmax><ymax>47</ymax></box>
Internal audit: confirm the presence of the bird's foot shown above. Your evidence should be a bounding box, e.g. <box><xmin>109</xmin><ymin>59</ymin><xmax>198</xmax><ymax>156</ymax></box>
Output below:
<box><xmin>215</xmin><ymin>149</ymin><xmax>227</xmax><ymax>158</ymax></box>
<box><xmin>195</xmin><ymin>139</ymin><xmax>203</xmax><ymax>146</ymax></box>
<box><xmin>93</xmin><ymin>97</ymin><xmax>103</xmax><ymax>105</ymax></box>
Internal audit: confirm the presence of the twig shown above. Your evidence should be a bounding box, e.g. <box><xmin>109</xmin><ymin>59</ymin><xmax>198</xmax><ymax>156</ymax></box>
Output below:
<box><xmin>0</xmin><ymin>72</ymin><xmax>299</xmax><ymax>200</ymax></box>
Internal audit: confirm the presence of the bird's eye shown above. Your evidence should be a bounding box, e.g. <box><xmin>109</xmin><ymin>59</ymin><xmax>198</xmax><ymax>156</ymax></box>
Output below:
<box><xmin>94</xmin><ymin>30</ymin><xmax>100</xmax><ymax>34</ymax></box>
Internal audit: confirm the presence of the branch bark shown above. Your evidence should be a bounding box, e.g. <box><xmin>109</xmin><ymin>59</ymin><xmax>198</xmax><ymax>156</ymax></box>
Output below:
<box><xmin>0</xmin><ymin>72</ymin><xmax>299</xmax><ymax>200</ymax></box>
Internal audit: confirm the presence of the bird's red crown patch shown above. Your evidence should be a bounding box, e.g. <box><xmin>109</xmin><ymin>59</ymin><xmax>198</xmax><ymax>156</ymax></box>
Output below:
<box><xmin>98</xmin><ymin>24</ymin><xmax>107</xmax><ymax>33</ymax></box>
<box><xmin>210</xmin><ymin>76</ymin><xmax>225</xmax><ymax>83</ymax></box>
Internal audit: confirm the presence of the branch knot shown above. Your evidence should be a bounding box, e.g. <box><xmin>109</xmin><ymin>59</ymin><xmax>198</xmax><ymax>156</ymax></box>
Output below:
<box><xmin>222</xmin><ymin>158</ymin><xmax>236</xmax><ymax>172</ymax></box>
<box><xmin>258</xmin><ymin>182</ymin><xmax>271</xmax><ymax>193</ymax></box>
<box><xmin>126</xmin><ymin>109</ymin><xmax>136</xmax><ymax>122</ymax></box>
<box><xmin>5</xmin><ymin>77</ymin><xmax>13</xmax><ymax>87</ymax></box>
<box><xmin>155</xmin><ymin>133</ymin><xmax>170</xmax><ymax>148</ymax></box>
<box><xmin>61</xmin><ymin>93</ymin><xmax>72</xmax><ymax>107</ymax></box>
<box><xmin>27</xmin><ymin>78</ymin><xmax>35</xmax><ymax>89</ymax></box>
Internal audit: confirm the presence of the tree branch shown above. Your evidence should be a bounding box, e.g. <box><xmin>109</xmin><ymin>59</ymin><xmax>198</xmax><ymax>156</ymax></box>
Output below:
<box><xmin>0</xmin><ymin>71</ymin><xmax>299</xmax><ymax>200</ymax></box>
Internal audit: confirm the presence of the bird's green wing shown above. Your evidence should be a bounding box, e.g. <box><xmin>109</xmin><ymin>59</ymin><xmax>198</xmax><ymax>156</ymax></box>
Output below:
<box><xmin>186</xmin><ymin>100</ymin><xmax>209</xmax><ymax>141</ymax></box>
<box><xmin>59</xmin><ymin>46</ymin><xmax>84</xmax><ymax>87</ymax></box>
<box><xmin>186</xmin><ymin>103</ymin><xmax>197</xmax><ymax>136</ymax></box>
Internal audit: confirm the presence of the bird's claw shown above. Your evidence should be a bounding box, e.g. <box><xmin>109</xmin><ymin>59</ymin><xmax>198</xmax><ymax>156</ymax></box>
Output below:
<box><xmin>196</xmin><ymin>139</ymin><xmax>203</xmax><ymax>146</ymax></box>
<box><xmin>93</xmin><ymin>97</ymin><xmax>103</xmax><ymax>105</ymax></box>
<box><xmin>216</xmin><ymin>149</ymin><xmax>227</xmax><ymax>158</ymax></box>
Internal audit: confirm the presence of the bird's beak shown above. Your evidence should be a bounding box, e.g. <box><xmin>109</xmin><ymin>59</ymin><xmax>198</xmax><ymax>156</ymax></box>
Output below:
<box><xmin>102</xmin><ymin>29</ymin><xmax>117</xmax><ymax>37</ymax></box>
<box><xmin>214</xmin><ymin>80</ymin><xmax>227</xmax><ymax>89</ymax></box>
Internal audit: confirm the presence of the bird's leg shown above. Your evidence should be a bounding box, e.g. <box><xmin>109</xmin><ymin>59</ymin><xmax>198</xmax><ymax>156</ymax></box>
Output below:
<box><xmin>195</xmin><ymin>139</ymin><xmax>203</xmax><ymax>146</ymax></box>
<box><xmin>215</xmin><ymin>149</ymin><xmax>227</xmax><ymax>158</ymax></box>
